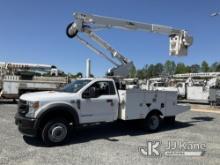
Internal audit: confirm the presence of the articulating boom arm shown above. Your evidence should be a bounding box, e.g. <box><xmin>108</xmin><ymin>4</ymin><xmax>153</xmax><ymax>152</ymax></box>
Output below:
<box><xmin>83</xmin><ymin>28</ymin><xmax>131</xmax><ymax>65</ymax></box>
<box><xmin>74</xmin><ymin>12</ymin><xmax>185</xmax><ymax>36</ymax></box>
<box><xmin>66</xmin><ymin>12</ymin><xmax>193</xmax><ymax>77</ymax></box>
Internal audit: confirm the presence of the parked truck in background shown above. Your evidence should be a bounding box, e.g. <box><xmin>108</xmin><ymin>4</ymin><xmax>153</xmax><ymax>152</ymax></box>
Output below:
<box><xmin>0</xmin><ymin>62</ymin><xmax>68</xmax><ymax>100</ymax></box>
<box><xmin>0</xmin><ymin>75</ymin><xmax>68</xmax><ymax>99</ymax></box>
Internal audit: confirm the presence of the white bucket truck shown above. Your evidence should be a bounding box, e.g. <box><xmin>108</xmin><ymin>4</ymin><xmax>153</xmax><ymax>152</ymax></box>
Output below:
<box><xmin>15</xmin><ymin>12</ymin><xmax>192</xmax><ymax>145</ymax></box>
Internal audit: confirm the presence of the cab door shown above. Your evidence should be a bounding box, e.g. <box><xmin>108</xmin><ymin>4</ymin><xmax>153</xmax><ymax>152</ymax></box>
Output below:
<box><xmin>80</xmin><ymin>81</ymin><xmax>118</xmax><ymax>123</ymax></box>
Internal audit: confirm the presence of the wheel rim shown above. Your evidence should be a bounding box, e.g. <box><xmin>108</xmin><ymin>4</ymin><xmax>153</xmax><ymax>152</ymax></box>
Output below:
<box><xmin>149</xmin><ymin>115</ymin><xmax>159</xmax><ymax>130</ymax></box>
<box><xmin>48</xmin><ymin>123</ymin><xmax>67</xmax><ymax>143</ymax></box>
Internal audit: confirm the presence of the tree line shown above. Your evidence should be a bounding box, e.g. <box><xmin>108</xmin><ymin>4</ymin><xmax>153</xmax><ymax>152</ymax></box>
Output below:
<box><xmin>129</xmin><ymin>60</ymin><xmax>220</xmax><ymax>79</ymax></box>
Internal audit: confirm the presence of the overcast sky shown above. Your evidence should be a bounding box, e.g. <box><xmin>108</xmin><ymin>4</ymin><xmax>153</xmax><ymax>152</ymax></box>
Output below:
<box><xmin>0</xmin><ymin>0</ymin><xmax>220</xmax><ymax>76</ymax></box>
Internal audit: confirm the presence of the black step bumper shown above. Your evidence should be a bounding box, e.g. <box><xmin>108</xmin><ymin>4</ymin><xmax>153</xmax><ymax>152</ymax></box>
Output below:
<box><xmin>15</xmin><ymin>113</ymin><xmax>38</xmax><ymax>137</ymax></box>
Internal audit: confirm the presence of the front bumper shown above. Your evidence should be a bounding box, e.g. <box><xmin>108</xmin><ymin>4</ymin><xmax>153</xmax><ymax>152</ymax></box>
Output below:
<box><xmin>15</xmin><ymin>113</ymin><xmax>38</xmax><ymax>137</ymax></box>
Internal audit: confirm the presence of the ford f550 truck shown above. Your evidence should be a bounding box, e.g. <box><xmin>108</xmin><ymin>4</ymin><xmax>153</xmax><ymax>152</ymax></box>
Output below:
<box><xmin>15</xmin><ymin>78</ymin><xmax>189</xmax><ymax>145</ymax></box>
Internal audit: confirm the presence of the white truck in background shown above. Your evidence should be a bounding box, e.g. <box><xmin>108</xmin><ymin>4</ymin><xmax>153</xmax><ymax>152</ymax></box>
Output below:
<box><xmin>15</xmin><ymin>78</ymin><xmax>189</xmax><ymax>145</ymax></box>
<box><xmin>0</xmin><ymin>62</ymin><xmax>68</xmax><ymax>100</ymax></box>
<box><xmin>1</xmin><ymin>75</ymin><xmax>68</xmax><ymax>99</ymax></box>
<box><xmin>175</xmin><ymin>73</ymin><xmax>220</xmax><ymax>104</ymax></box>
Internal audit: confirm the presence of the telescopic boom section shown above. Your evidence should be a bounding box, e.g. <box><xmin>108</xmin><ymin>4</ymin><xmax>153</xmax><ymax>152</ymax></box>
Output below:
<box><xmin>66</xmin><ymin>12</ymin><xmax>193</xmax><ymax>77</ymax></box>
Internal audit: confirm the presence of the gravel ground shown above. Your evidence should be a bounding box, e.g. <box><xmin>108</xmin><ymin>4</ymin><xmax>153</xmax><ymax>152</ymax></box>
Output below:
<box><xmin>0</xmin><ymin>103</ymin><xmax>220</xmax><ymax>165</ymax></box>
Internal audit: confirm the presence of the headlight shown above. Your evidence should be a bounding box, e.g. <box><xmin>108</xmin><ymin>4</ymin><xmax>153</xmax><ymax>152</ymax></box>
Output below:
<box><xmin>29</xmin><ymin>101</ymin><xmax>40</xmax><ymax>110</ymax></box>
<box><xmin>25</xmin><ymin>101</ymin><xmax>40</xmax><ymax>118</ymax></box>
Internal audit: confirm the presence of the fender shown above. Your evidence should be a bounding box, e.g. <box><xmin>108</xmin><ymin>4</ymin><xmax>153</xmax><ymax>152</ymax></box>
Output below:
<box><xmin>145</xmin><ymin>109</ymin><xmax>163</xmax><ymax>118</ymax></box>
<box><xmin>35</xmin><ymin>103</ymin><xmax>80</xmax><ymax>128</ymax></box>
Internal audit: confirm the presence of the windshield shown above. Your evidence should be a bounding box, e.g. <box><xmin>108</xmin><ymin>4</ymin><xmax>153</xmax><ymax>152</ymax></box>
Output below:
<box><xmin>61</xmin><ymin>80</ymin><xmax>91</xmax><ymax>93</ymax></box>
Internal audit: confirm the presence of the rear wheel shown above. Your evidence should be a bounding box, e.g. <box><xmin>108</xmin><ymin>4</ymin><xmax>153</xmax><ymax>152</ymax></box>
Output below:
<box><xmin>144</xmin><ymin>113</ymin><xmax>161</xmax><ymax>132</ymax></box>
<box><xmin>41</xmin><ymin>118</ymin><xmax>70</xmax><ymax>146</ymax></box>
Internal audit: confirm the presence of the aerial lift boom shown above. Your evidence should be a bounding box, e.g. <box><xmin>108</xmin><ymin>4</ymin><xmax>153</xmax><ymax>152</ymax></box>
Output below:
<box><xmin>66</xmin><ymin>12</ymin><xmax>193</xmax><ymax>77</ymax></box>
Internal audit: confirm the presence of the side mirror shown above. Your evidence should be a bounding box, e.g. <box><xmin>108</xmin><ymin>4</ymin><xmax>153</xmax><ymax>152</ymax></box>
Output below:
<box><xmin>82</xmin><ymin>87</ymin><xmax>96</xmax><ymax>99</ymax></box>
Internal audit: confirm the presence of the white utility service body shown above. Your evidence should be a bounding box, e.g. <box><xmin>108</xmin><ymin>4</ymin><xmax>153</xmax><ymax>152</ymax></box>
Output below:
<box><xmin>118</xmin><ymin>89</ymin><xmax>188</xmax><ymax>120</ymax></box>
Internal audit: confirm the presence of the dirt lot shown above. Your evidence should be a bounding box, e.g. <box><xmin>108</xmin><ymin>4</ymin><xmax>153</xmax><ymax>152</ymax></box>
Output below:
<box><xmin>0</xmin><ymin>103</ymin><xmax>220</xmax><ymax>165</ymax></box>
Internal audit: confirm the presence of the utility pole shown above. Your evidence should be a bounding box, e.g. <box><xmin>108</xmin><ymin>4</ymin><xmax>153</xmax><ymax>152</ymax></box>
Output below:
<box><xmin>86</xmin><ymin>58</ymin><xmax>91</xmax><ymax>78</ymax></box>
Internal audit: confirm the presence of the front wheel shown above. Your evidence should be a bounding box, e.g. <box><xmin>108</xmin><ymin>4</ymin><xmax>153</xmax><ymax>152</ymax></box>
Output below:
<box><xmin>41</xmin><ymin>118</ymin><xmax>70</xmax><ymax>146</ymax></box>
<box><xmin>144</xmin><ymin>113</ymin><xmax>161</xmax><ymax>132</ymax></box>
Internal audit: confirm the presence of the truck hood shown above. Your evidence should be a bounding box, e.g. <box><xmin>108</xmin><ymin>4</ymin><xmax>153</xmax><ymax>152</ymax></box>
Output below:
<box><xmin>20</xmin><ymin>91</ymin><xmax>77</xmax><ymax>102</ymax></box>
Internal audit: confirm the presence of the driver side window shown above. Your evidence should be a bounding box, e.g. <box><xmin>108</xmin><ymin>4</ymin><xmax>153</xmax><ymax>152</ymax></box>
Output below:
<box><xmin>83</xmin><ymin>81</ymin><xmax>115</xmax><ymax>98</ymax></box>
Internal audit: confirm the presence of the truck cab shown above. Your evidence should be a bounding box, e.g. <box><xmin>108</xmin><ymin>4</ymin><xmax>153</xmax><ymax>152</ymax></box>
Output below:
<box><xmin>15</xmin><ymin>78</ymin><xmax>120</xmax><ymax>144</ymax></box>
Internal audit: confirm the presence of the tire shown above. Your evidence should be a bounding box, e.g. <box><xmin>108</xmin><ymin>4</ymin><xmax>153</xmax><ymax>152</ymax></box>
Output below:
<box><xmin>164</xmin><ymin>116</ymin><xmax>176</xmax><ymax>125</ymax></box>
<box><xmin>144</xmin><ymin>113</ymin><xmax>161</xmax><ymax>132</ymax></box>
<box><xmin>41</xmin><ymin>118</ymin><xmax>70</xmax><ymax>146</ymax></box>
